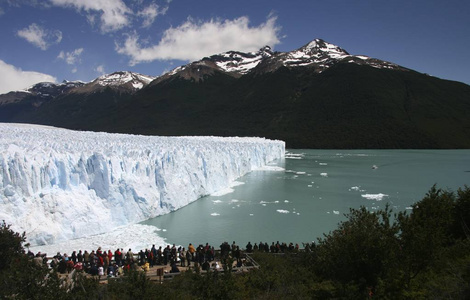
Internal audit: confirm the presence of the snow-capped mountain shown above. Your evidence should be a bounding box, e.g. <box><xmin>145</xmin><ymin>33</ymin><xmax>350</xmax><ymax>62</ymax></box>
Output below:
<box><xmin>0</xmin><ymin>39</ymin><xmax>403</xmax><ymax>98</ymax></box>
<box><xmin>0</xmin><ymin>71</ymin><xmax>156</xmax><ymax>106</ymax></box>
<box><xmin>77</xmin><ymin>71</ymin><xmax>156</xmax><ymax>93</ymax></box>
<box><xmin>0</xmin><ymin>123</ymin><xmax>284</xmax><ymax>246</ymax></box>
<box><xmin>160</xmin><ymin>39</ymin><xmax>405</xmax><ymax>81</ymax></box>
<box><xmin>267</xmin><ymin>39</ymin><xmax>401</xmax><ymax>71</ymax></box>
<box><xmin>0</xmin><ymin>80</ymin><xmax>85</xmax><ymax>105</ymax></box>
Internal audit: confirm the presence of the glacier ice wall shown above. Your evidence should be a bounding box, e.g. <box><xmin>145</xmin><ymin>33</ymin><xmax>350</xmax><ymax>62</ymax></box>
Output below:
<box><xmin>0</xmin><ymin>124</ymin><xmax>285</xmax><ymax>246</ymax></box>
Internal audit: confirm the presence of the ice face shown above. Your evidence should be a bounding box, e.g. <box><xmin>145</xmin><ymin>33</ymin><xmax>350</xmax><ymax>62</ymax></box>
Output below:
<box><xmin>0</xmin><ymin>123</ymin><xmax>285</xmax><ymax>246</ymax></box>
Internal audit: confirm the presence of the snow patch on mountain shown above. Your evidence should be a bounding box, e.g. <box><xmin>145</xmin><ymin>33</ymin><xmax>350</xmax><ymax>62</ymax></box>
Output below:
<box><xmin>213</xmin><ymin>46</ymin><xmax>273</xmax><ymax>74</ymax></box>
<box><xmin>0</xmin><ymin>123</ymin><xmax>284</xmax><ymax>246</ymax></box>
<box><xmin>94</xmin><ymin>71</ymin><xmax>156</xmax><ymax>89</ymax></box>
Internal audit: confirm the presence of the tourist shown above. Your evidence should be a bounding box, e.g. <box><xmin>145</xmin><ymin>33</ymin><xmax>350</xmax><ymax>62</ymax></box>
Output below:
<box><xmin>71</xmin><ymin>251</ymin><xmax>77</xmax><ymax>264</ymax></box>
<box><xmin>246</xmin><ymin>241</ymin><xmax>253</xmax><ymax>253</ymax></box>
<box><xmin>180</xmin><ymin>248</ymin><xmax>186</xmax><ymax>267</ymax></box>
<box><xmin>186</xmin><ymin>248</ymin><xmax>192</xmax><ymax>267</ymax></box>
<box><xmin>126</xmin><ymin>249</ymin><xmax>134</xmax><ymax>264</ymax></box>
<box><xmin>170</xmin><ymin>261</ymin><xmax>179</xmax><ymax>273</ymax></box>
<box><xmin>114</xmin><ymin>248</ymin><xmax>122</xmax><ymax>266</ymax></box>
<box><xmin>77</xmin><ymin>250</ymin><xmax>83</xmax><ymax>263</ymax></box>
<box><xmin>188</xmin><ymin>243</ymin><xmax>196</xmax><ymax>261</ymax></box>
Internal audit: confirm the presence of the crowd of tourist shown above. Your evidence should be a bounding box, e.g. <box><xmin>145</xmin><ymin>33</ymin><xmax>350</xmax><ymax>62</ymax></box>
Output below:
<box><xmin>27</xmin><ymin>240</ymin><xmax>316</xmax><ymax>278</ymax></box>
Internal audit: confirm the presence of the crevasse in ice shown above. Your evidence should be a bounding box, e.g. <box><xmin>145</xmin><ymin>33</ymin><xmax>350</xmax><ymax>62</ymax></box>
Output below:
<box><xmin>0</xmin><ymin>123</ymin><xmax>285</xmax><ymax>246</ymax></box>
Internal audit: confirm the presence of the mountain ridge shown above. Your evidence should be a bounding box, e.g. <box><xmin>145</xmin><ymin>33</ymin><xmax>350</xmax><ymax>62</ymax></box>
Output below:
<box><xmin>1</xmin><ymin>38</ymin><xmax>469</xmax><ymax>149</ymax></box>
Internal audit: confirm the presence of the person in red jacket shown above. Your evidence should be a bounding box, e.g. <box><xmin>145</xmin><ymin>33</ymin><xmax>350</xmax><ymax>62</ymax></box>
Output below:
<box><xmin>107</xmin><ymin>250</ymin><xmax>113</xmax><ymax>263</ymax></box>
<box><xmin>114</xmin><ymin>248</ymin><xmax>122</xmax><ymax>266</ymax></box>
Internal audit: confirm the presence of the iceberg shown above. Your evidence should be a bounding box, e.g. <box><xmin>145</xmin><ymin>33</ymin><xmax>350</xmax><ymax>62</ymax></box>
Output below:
<box><xmin>0</xmin><ymin>123</ymin><xmax>284</xmax><ymax>246</ymax></box>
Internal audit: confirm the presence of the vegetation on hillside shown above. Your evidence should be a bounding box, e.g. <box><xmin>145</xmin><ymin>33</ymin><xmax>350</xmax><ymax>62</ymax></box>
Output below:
<box><xmin>2</xmin><ymin>64</ymin><xmax>470</xmax><ymax>148</ymax></box>
<box><xmin>1</xmin><ymin>185</ymin><xmax>469</xmax><ymax>299</ymax></box>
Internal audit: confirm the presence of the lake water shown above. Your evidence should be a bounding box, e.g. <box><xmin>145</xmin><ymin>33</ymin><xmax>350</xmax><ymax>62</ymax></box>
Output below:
<box><xmin>141</xmin><ymin>149</ymin><xmax>470</xmax><ymax>247</ymax></box>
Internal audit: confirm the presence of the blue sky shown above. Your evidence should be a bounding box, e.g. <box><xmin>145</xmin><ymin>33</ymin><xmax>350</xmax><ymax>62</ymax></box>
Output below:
<box><xmin>0</xmin><ymin>0</ymin><xmax>469</xmax><ymax>93</ymax></box>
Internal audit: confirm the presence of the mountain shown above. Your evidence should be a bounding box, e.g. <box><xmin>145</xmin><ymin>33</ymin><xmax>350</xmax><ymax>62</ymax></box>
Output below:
<box><xmin>1</xmin><ymin>39</ymin><xmax>470</xmax><ymax>149</ymax></box>
<box><xmin>0</xmin><ymin>71</ymin><xmax>155</xmax><ymax>124</ymax></box>
<box><xmin>0</xmin><ymin>80</ymin><xmax>85</xmax><ymax>105</ymax></box>
<box><xmin>155</xmin><ymin>38</ymin><xmax>406</xmax><ymax>82</ymax></box>
<box><xmin>74</xmin><ymin>71</ymin><xmax>156</xmax><ymax>93</ymax></box>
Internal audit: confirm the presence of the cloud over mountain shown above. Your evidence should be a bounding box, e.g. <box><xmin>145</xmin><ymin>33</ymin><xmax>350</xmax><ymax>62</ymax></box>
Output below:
<box><xmin>0</xmin><ymin>60</ymin><xmax>56</xmax><ymax>94</ymax></box>
<box><xmin>116</xmin><ymin>15</ymin><xmax>281</xmax><ymax>65</ymax></box>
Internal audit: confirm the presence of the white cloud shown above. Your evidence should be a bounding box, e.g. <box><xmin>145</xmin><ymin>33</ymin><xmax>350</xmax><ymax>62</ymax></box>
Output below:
<box><xmin>116</xmin><ymin>15</ymin><xmax>281</xmax><ymax>65</ymax></box>
<box><xmin>0</xmin><ymin>60</ymin><xmax>57</xmax><ymax>94</ymax></box>
<box><xmin>17</xmin><ymin>23</ymin><xmax>62</xmax><ymax>50</ymax></box>
<box><xmin>57</xmin><ymin>48</ymin><xmax>84</xmax><ymax>65</ymax></box>
<box><xmin>138</xmin><ymin>3</ymin><xmax>168</xmax><ymax>28</ymax></box>
<box><xmin>95</xmin><ymin>64</ymin><xmax>105</xmax><ymax>75</ymax></box>
<box><xmin>49</xmin><ymin>0</ymin><xmax>132</xmax><ymax>32</ymax></box>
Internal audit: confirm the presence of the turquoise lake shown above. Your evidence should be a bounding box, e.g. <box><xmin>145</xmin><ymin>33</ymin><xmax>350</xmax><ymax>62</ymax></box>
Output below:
<box><xmin>141</xmin><ymin>150</ymin><xmax>470</xmax><ymax>247</ymax></box>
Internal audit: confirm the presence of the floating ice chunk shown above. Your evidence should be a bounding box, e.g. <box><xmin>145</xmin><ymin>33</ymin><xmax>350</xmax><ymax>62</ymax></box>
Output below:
<box><xmin>308</xmin><ymin>185</ymin><xmax>313</xmax><ymax>187</ymax></box>
<box><xmin>284</xmin><ymin>200</ymin><xmax>289</xmax><ymax>203</ymax></box>
<box><xmin>296</xmin><ymin>171</ymin><xmax>306</xmax><ymax>175</ymax></box>
<box><xmin>277</xmin><ymin>209</ymin><xmax>290</xmax><ymax>214</ymax></box>
<box><xmin>249</xmin><ymin>214</ymin><xmax>254</xmax><ymax>216</ymax></box>
<box><xmin>406</xmin><ymin>206</ymin><xmax>413</xmax><ymax>210</ymax></box>
<box><xmin>212</xmin><ymin>200</ymin><xmax>222</xmax><ymax>203</ymax></box>
<box><xmin>260</xmin><ymin>200</ymin><xmax>279</xmax><ymax>204</ymax></box>
<box><xmin>231</xmin><ymin>199</ymin><xmax>239</xmax><ymax>203</ymax></box>
<box><xmin>211</xmin><ymin>213</ymin><xmax>220</xmax><ymax>216</ymax></box>
<box><xmin>319</xmin><ymin>163</ymin><xmax>328</xmax><ymax>165</ymax></box>
<box><xmin>350</xmin><ymin>186</ymin><xmax>366</xmax><ymax>192</ymax></box>
<box><xmin>361</xmin><ymin>193</ymin><xmax>389</xmax><ymax>201</ymax></box>
<box><xmin>320</xmin><ymin>173</ymin><xmax>328</xmax><ymax>177</ymax></box>
<box><xmin>285</xmin><ymin>153</ymin><xmax>304</xmax><ymax>160</ymax></box>
<box><xmin>333</xmin><ymin>210</ymin><xmax>340</xmax><ymax>215</ymax></box>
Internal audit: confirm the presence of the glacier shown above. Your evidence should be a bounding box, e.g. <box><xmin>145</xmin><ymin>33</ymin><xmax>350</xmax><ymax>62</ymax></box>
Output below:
<box><xmin>0</xmin><ymin>123</ymin><xmax>285</xmax><ymax>246</ymax></box>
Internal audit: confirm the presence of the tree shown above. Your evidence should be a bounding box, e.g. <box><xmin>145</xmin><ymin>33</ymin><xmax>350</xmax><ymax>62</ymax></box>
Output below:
<box><xmin>452</xmin><ymin>185</ymin><xmax>470</xmax><ymax>239</ymax></box>
<box><xmin>397</xmin><ymin>185</ymin><xmax>455</xmax><ymax>287</ymax></box>
<box><xmin>315</xmin><ymin>205</ymin><xmax>401</xmax><ymax>297</ymax></box>
<box><xmin>0</xmin><ymin>220</ymin><xmax>26</xmax><ymax>271</ymax></box>
<box><xmin>0</xmin><ymin>221</ymin><xmax>99</xmax><ymax>299</ymax></box>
